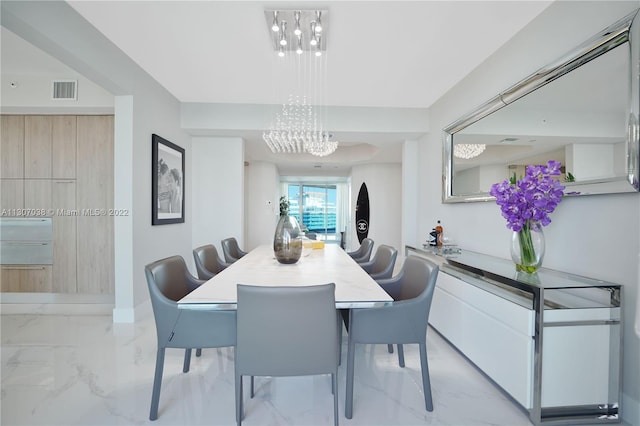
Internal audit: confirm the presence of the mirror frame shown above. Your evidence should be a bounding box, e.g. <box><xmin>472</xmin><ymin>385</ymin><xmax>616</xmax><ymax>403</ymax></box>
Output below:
<box><xmin>443</xmin><ymin>8</ymin><xmax>640</xmax><ymax>203</ymax></box>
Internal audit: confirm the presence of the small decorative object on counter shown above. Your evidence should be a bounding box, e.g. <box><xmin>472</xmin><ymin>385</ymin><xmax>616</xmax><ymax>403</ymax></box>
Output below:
<box><xmin>429</xmin><ymin>229</ymin><xmax>438</xmax><ymax>246</ymax></box>
<box><xmin>435</xmin><ymin>220</ymin><xmax>444</xmax><ymax>246</ymax></box>
<box><xmin>489</xmin><ymin>160</ymin><xmax>565</xmax><ymax>273</ymax></box>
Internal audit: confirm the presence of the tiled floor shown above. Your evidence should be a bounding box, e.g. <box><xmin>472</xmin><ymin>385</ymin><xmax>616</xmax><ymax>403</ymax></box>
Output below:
<box><xmin>1</xmin><ymin>311</ymin><xmax>535</xmax><ymax>426</ymax></box>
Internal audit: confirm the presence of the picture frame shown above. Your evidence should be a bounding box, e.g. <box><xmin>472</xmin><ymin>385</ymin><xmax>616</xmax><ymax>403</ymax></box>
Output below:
<box><xmin>152</xmin><ymin>134</ymin><xmax>185</xmax><ymax>225</ymax></box>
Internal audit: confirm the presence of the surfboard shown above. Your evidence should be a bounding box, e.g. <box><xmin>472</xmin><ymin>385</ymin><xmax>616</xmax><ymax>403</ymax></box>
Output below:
<box><xmin>355</xmin><ymin>182</ymin><xmax>370</xmax><ymax>243</ymax></box>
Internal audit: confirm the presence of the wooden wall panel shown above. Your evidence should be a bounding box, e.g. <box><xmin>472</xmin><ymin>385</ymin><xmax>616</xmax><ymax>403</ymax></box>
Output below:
<box><xmin>52</xmin><ymin>180</ymin><xmax>77</xmax><ymax>293</ymax></box>
<box><xmin>24</xmin><ymin>116</ymin><xmax>52</xmax><ymax>179</ymax></box>
<box><xmin>23</xmin><ymin>179</ymin><xmax>52</xmax><ymax>211</ymax></box>
<box><xmin>76</xmin><ymin>115</ymin><xmax>114</xmax><ymax>294</ymax></box>
<box><xmin>0</xmin><ymin>179</ymin><xmax>24</xmax><ymax>212</ymax></box>
<box><xmin>52</xmin><ymin>116</ymin><xmax>77</xmax><ymax>179</ymax></box>
<box><xmin>1</xmin><ymin>115</ymin><xmax>24</xmax><ymax>178</ymax></box>
<box><xmin>0</xmin><ymin>266</ymin><xmax>52</xmax><ymax>292</ymax></box>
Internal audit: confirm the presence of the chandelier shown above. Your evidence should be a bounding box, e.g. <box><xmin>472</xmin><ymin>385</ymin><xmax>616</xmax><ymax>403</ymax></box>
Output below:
<box><xmin>263</xmin><ymin>9</ymin><xmax>338</xmax><ymax>157</ymax></box>
<box><xmin>263</xmin><ymin>95</ymin><xmax>338</xmax><ymax>157</ymax></box>
<box><xmin>454</xmin><ymin>143</ymin><xmax>486</xmax><ymax>159</ymax></box>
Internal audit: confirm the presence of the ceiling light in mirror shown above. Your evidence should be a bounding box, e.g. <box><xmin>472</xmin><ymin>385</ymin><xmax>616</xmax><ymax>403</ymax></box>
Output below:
<box><xmin>454</xmin><ymin>143</ymin><xmax>486</xmax><ymax>159</ymax></box>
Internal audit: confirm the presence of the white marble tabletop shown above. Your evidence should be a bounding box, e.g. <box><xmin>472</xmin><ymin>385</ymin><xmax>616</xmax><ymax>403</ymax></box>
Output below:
<box><xmin>179</xmin><ymin>244</ymin><xmax>393</xmax><ymax>309</ymax></box>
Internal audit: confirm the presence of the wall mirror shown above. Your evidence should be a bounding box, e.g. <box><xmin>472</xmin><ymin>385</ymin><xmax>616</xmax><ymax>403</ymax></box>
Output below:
<box><xmin>443</xmin><ymin>8</ymin><xmax>640</xmax><ymax>203</ymax></box>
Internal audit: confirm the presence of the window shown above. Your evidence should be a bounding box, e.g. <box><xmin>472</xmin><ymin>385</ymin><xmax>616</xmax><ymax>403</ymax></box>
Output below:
<box><xmin>284</xmin><ymin>182</ymin><xmax>348</xmax><ymax>243</ymax></box>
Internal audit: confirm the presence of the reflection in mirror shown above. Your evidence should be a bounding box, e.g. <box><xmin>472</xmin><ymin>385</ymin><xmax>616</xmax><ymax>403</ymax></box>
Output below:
<box><xmin>443</xmin><ymin>9</ymin><xmax>640</xmax><ymax>203</ymax></box>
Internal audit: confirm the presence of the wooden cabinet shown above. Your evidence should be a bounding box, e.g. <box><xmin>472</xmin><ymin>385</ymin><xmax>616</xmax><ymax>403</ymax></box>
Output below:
<box><xmin>1</xmin><ymin>180</ymin><xmax>24</xmax><ymax>211</ymax></box>
<box><xmin>23</xmin><ymin>179</ymin><xmax>52</xmax><ymax>211</ymax></box>
<box><xmin>1</xmin><ymin>115</ymin><xmax>24</xmax><ymax>178</ymax></box>
<box><xmin>0</xmin><ymin>266</ymin><xmax>52</xmax><ymax>292</ymax></box>
<box><xmin>52</xmin><ymin>116</ymin><xmax>76</xmax><ymax>179</ymax></box>
<box><xmin>0</xmin><ymin>114</ymin><xmax>113</xmax><ymax>296</ymax></box>
<box><xmin>76</xmin><ymin>115</ymin><xmax>114</xmax><ymax>294</ymax></box>
<box><xmin>24</xmin><ymin>116</ymin><xmax>52</xmax><ymax>179</ymax></box>
<box><xmin>52</xmin><ymin>180</ymin><xmax>77</xmax><ymax>293</ymax></box>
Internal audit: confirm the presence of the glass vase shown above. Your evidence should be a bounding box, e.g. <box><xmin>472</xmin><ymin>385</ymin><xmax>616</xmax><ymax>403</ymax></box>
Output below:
<box><xmin>510</xmin><ymin>221</ymin><xmax>545</xmax><ymax>274</ymax></box>
<box><xmin>273</xmin><ymin>215</ymin><xmax>303</xmax><ymax>264</ymax></box>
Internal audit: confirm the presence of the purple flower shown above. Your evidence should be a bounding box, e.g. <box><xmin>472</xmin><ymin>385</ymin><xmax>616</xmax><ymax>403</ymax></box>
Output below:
<box><xmin>489</xmin><ymin>160</ymin><xmax>565</xmax><ymax>232</ymax></box>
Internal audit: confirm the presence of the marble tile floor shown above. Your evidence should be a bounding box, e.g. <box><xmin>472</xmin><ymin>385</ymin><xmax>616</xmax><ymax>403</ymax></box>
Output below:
<box><xmin>1</xmin><ymin>312</ymin><xmax>536</xmax><ymax>426</ymax></box>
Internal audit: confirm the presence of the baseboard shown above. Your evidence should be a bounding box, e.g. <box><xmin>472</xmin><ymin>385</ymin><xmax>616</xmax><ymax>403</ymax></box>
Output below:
<box><xmin>0</xmin><ymin>292</ymin><xmax>114</xmax><ymax>315</ymax></box>
<box><xmin>0</xmin><ymin>303</ymin><xmax>114</xmax><ymax>315</ymax></box>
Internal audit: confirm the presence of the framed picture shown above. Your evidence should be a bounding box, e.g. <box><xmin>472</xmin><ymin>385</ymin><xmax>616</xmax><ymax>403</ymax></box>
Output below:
<box><xmin>152</xmin><ymin>134</ymin><xmax>185</xmax><ymax>225</ymax></box>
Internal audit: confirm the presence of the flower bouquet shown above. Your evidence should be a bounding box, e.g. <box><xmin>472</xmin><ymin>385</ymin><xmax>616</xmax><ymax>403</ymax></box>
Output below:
<box><xmin>489</xmin><ymin>160</ymin><xmax>565</xmax><ymax>273</ymax></box>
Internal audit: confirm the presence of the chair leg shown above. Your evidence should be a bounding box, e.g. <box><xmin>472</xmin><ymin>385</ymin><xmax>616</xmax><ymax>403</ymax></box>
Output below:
<box><xmin>235</xmin><ymin>372</ymin><xmax>243</xmax><ymax>425</ymax></box>
<box><xmin>332</xmin><ymin>372</ymin><xmax>339</xmax><ymax>426</ymax></box>
<box><xmin>250</xmin><ymin>376</ymin><xmax>255</xmax><ymax>398</ymax></box>
<box><xmin>419</xmin><ymin>342</ymin><xmax>433</xmax><ymax>412</ymax></box>
<box><xmin>149</xmin><ymin>347</ymin><xmax>165</xmax><ymax>421</ymax></box>
<box><xmin>387</xmin><ymin>344</ymin><xmax>394</xmax><ymax>353</ymax></box>
<box><xmin>397</xmin><ymin>344</ymin><xmax>405</xmax><ymax>368</ymax></box>
<box><xmin>183</xmin><ymin>348</ymin><xmax>192</xmax><ymax>373</ymax></box>
<box><xmin>345</xmin><ymin>314</ymin><xmax>356</xmax><ymax>419</ymax></box>
<box><xmin>337</xmin><ymin>311</ymin><xmax>343</xmax><ymax>366</ymax></box>
<box><xmin>331</xmin><ymin>372</ymin><xmax>335</xmax><ymax>395</ymax></box>
<box><xmin>195</xmin><ymin>348</ymin><xmax>202</xmax><ymax>357</ymax></box>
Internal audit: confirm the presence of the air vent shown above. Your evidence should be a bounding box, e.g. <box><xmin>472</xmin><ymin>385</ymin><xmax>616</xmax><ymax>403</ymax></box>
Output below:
<box><xmin>51</xmin><ymin>80</ymin><xmax>77</xmax><ymax>100</ymax></box>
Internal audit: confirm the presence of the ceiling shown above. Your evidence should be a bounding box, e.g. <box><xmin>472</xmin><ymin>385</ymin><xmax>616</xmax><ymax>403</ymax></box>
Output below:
<box><xmin>3</xmin><ymin>1</ymin><xmax>553</xmax><ymax>175</ymax></box>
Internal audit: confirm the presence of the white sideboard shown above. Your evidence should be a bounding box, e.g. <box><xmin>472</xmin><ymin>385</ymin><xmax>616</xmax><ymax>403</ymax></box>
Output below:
<box><xmin>407</xmin><ymin>246</ymin><xmax>622</xmax><ymax>426</ymax></box>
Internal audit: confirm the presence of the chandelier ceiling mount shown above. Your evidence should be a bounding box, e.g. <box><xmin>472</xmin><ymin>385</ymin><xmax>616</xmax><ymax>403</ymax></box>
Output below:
<box><xmin>264</xmin><ymin>9</ymin><xmax>327</xmax><ymax>55</ymax></box>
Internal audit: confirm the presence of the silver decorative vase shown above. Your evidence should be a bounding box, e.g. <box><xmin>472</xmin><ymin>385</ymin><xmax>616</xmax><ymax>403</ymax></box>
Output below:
<box><xmin>273</xmin><ymin>215</ymin><xmax>303</xmax><ymax>264</ymax></box>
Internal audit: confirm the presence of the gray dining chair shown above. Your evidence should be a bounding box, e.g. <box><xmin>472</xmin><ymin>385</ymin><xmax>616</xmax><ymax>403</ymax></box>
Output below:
<box><xmin>221</xmin><ymin>237</ymin><xmax>248</xmax><ymax>263</ymax></box>
<box><xmin>347</xmin><ymin>238</ymin><xmax>374</xmax><ymax>263</ymax></box>
<box><xmin>359</xmin><ymin>244</ymin><xmax>397</xmax><ymax>280</ymax></box>
<box><xmin>193</xmin><ymin>244</ymin><xmax>230</xmax><ymax>280</ymax></box>
<box><xmin>345</xmin><ymin>255</ymin><xmax>439</xmax><ymax>419</ymax></box>
<box><xmin>235</xmin><ymin>283</ymin><xmax>339</xmax><ymax>426</ymax></box>
<box><xmin>145</xmin><ymin>255</ymin><xmax>236</xmax><ymax>421</ymax></box>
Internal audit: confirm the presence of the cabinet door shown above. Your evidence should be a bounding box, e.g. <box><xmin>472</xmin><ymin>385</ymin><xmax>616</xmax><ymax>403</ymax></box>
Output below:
<box><xmin>24</xmin><ymin>116</ymin><xmax>52</xmax><ymax>179</ymax></box>
<box><xmin>52</xmin><ymin>116</ymin><xmax>77</xmax><ymax>179</ymax></box>
<box><xmin>430</xmin><ymin>272</ymin><xmax>535</xmax><ymax>409</ymax></box>
<box><xmin>0</xmin><ymin>265</ymin><xmax>52</xmax><ymax>292</ymax></box>
<box><xmin>1</xmin><ymin>115</ymin><xmax>24</xmax><ymax>178</ymax></box>
<box><xmin>76</xmin><ymin>116</ymin><xmax>114</xmax><ymax>294</ymax></box>
<box><xmin>52</xmin><ymin>180</ymin><xmax>77</xmax><ymax>293</ymax></box>
<box><xmin>24</xmin><ymin>179</ymin><xmax>52</xmax><ymax>213</ymax></box>
<box><xmin>0</xmin><ymin>179</ymin><xmax>24</xmax><ymax>212</ymax></box>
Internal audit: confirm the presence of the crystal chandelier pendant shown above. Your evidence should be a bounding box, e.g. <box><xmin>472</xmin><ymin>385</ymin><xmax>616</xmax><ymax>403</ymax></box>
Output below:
<box><xmin>262</xmin><ymin>95</ymin><xmax>338</xmax><ymax>157</ymax></box>
<box><xmin>304</xmin><ymin>132</ymin><xmax>338</xmax><ymax>157</ymax></box>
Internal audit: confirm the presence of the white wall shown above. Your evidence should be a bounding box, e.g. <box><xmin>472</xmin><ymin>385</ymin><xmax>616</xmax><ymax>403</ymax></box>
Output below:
<box><xmin>0</xmin><ymin>26</ymin><xmax>114</xmax><ymax>113</ymax></box>
<box><xmin>567</xmin><ymin>143</ymin><xmax>616</xmax><ymax>180</ymax></box>
<box><xmin>130</xmin><ymin>92</ymin><xmax>191</xmax><ymax>311</ymax></box>
<box><xmin>0</xmin><ymin>73</ymin><xmax>113</xmax><ymax>113</ymax></box>
<box><xmin>402</xmin><ymin>140</ymin><xmax>419</xmax><ymax>253</ymax></box>
<box><xmin>244</xmin><ymin>161</ymin><xmax>279</xmax><ymax>250</ymax></box>
<box><xmin>413</xmin><ymin>1</ymin><xmax>639</xmax><ymax>423</ymax></box>
<box><xmin>191</xmin><ymin>137</ymin><xmax>245</xmax><ymax>259</ymax></box>
<box><xmin>350</xmin><ymin>164</ymin><xmax>402</xmax><ymax>255</ymax></box>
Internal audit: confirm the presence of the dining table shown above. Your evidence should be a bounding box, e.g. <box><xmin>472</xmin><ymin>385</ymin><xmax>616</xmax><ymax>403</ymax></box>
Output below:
<box><xmin>178</xmin><ymin>243</ymin><xmax>393</xmax><ymax>309</ymax></box>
